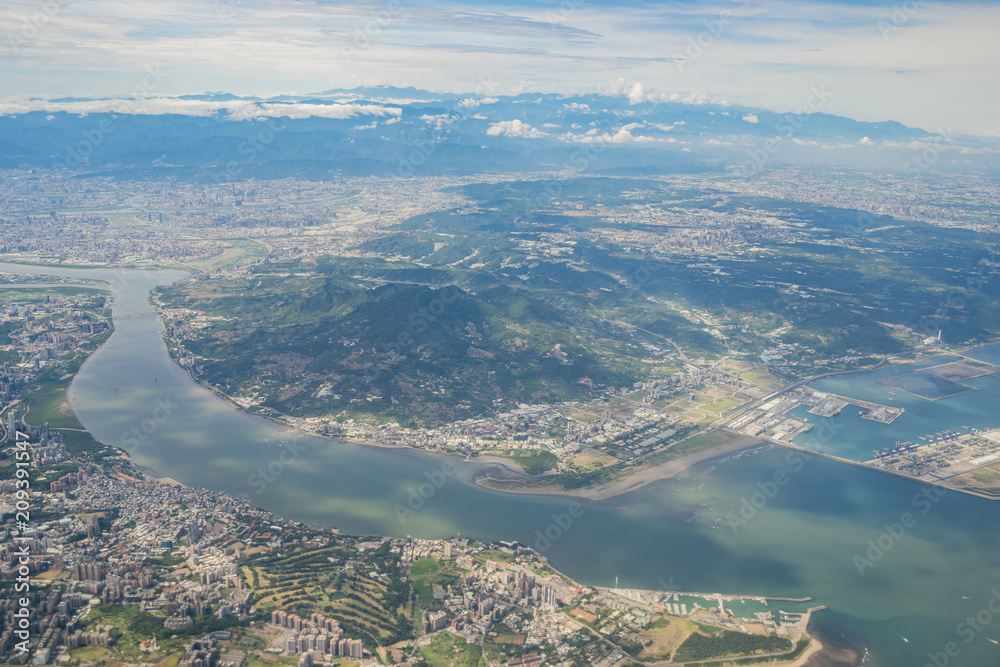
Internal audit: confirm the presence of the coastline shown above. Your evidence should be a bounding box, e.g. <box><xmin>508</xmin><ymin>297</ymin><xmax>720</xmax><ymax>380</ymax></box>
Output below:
<box><xmin>472</xmin><ymin>435</ymin><xmax>766</xmax><ymax>501</ymax></box>
<box><xmin>173</xmin><ymin>360</ymin><xmax>765</xmax><ymax>502</ymax></box>
<box><xmin>112</xmin><ymin>306</ymin><xmax>1000</xmax><ymax>509</ymax></box>
<box><xmin>177</xmin><ymin>355</ymin><xmax>991</xmax><ymax>507</ymax></box>
<box><xmin>53</xmin><ymin>264</ymin><xmax>849</xmax><ymax>665</ymax></box>
<box><xmin>589</xmin><ymin>585</ymin><xmax>832</xmax><ymax>667</ymax></box>
<box><xmin>146</xmin><ymin>278</ymin><xmax>1000</xmax><ymax>506</ymax></box>
<box><xmin>786</xmin><ymin>634</ymin><xmax>826</xmax><ymax>667</ymax></box>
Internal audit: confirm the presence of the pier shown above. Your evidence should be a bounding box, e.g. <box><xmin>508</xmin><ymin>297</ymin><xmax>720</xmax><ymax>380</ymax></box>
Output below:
<box><xmin>808</xmin><ymin>391</ymin><xmax>904</xmax><ymax>424</ymax></box>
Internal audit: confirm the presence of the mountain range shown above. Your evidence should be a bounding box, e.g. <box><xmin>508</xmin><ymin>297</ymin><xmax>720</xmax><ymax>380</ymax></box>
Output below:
<box><xmin>1</xmin><ymin>86</ymin><xmax>994</xmax><ymax>179</ymax></box>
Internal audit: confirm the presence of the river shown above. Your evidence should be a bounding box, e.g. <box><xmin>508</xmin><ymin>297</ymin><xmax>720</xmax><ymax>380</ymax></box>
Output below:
<box><xmin>5</xmin><ymin>261</ymin><xmax>1000</xmax><ymax>667</ymax></box>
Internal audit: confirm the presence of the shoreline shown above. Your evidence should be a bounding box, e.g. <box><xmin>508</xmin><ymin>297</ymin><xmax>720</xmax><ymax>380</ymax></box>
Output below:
<box><xmin>108</xmin><ymin>324</ymin><xmax>1000</xmax><ymax>509</ymax></box>
<box><xmin>124</xmin><ymin>454</ymin><xmax>839</xmax><ymax>667</ymax></box>
<box><xmin>145</xmin><ymin>278</ymin><xmax>1000</xmax><ymax>506</ymax></box>
<box><xmin>471</xmin><ymin>435</ymin><xmax>766</xmax><ymax>501</ymax></box>
<box><xmin>175</xmin><ymin>364</ymin><xmax>767</xmax><ymax>502</ymax></box>
<box><xmin>175</xmin><ymin>342</ymin><xmax>1000</xmax><ymax>505</ymax></box>
<box><xmin>786</xmin><ymin>634</ymin><xmax>826</xmax><ymax>667</ymax></box>
<box><xmin>591</xmin><ymin>585</ymin><xmax>831</xmax><ymax>667</ymax></box>
<box><xmin>36</xmin><ymin>262</ymin><xmax>852</xmax><ymax>664</ymax></box>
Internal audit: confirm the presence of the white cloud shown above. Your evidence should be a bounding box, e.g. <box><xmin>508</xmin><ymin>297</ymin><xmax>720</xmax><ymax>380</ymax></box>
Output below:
<box><xmin>791</xmin><ymin>138</ymin><xmax>854</xmax><ymax>149</ymax></box>
<box><xmin>457</xmin><ymin>97</ymin><xmax>498</xmax><ymax>108</ymax></box>
<box><xmin>1</xmin><ymin>0</ymin><xmax>997</xmax><ymax>133</ymax></box>
<box><xmin>560</xmin><ymin>124</ymin><xmax>658</xmax><ymax>144</ymax></box>
<box><xmin>955</xmin><ymin>145</ymin><xmax>995</xmax><ymax>154</ymax></box>
<box><xmin>252</xmin><ymin>103</ymin><xmax>400</xmax><ymax>121</ymax></box>
<box><xmin>651</xmin><ymin>91</ymin><xmax>710</xmax><ymax>105</ymax></box>
<box><xmin>599</xmin><ymin>80</ymin><xmax>713</xmax><ymax>107</ymax></box>
<box><xmin>599</xmin><ymin>79</ymin><xmax>629</xmax><ymax>96</ymax></box>
<box><xmin>0</xmin><ymin>96</ymin><xmax>402</xmax><ymax>120</ymax></box>
<box><xmin>486</xmin><ymin>119</ymin><xmax>546</xmax><ymax>138</ymax></box>
<box><xmin>859</xmin><ymin>136</ymin><xmax>873</xmax><ymax>145</ymax></box>
<box><xmin>628</xmin><ymin>82</ymin><xmax>647</xmax><ymax>105</ymax></box>
<box><xmin>742</xmin><ymin>113</ymin><xmax>760</xmax><ymax>124</ymax></box>
<box><xmin>600</xmin><ymin>79</ymin><xmax>652</xmax><ymax>104</ymax></box>
<box><xmin>420</xmin><ymin>113</ymin><xmax>454</xmax><ymax>129</ymax></box>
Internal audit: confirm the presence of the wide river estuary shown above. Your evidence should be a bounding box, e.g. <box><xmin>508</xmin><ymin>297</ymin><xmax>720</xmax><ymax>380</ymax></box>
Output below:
<box><xmin>6</xmin><ymin>262</ymin><xmax>1000</xmax><ymax>667</ymax></box>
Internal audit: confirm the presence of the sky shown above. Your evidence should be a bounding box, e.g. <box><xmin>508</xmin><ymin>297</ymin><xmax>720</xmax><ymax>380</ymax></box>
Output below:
<box><xmin>1</xmin><ymin>0</ymin><xmax>998</xmax><ymax>135</ymax></box>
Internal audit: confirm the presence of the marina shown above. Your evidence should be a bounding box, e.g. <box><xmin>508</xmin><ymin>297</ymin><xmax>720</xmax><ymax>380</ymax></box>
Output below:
<box><xmin>594</xmin><ymin>587</ymin><xmax>818</xmax><ymax>640</ymax></box>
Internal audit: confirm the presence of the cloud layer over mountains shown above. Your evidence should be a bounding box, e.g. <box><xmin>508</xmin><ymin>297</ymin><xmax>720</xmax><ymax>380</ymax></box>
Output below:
<box><xmin>0</xmin><ymin>87</ymin><xmax>994</xmax><ymax>180</ymax></box>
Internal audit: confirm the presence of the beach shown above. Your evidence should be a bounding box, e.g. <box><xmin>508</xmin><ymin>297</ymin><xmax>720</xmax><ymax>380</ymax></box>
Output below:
<box><xmin>472</xmin><ymin>434</ymin><xmax>766</xmax><ymax>501</ymax></box>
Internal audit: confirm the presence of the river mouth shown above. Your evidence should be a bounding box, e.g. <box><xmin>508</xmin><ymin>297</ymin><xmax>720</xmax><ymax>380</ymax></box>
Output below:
<box><xmin>6</xmin><ymin>260</ymin><xmax>1000</xmax><ymax>667</ymax></box>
